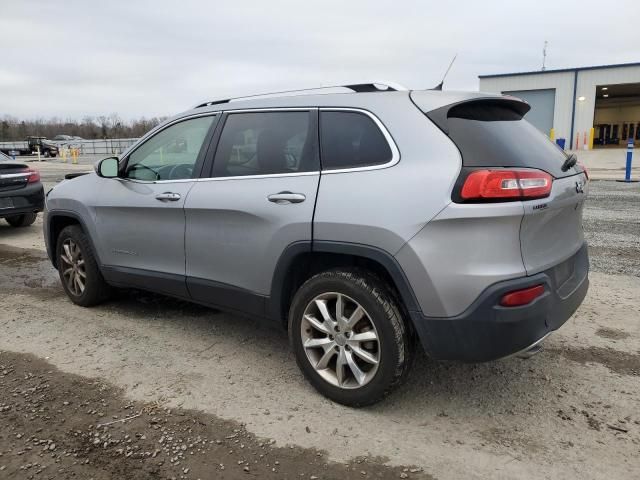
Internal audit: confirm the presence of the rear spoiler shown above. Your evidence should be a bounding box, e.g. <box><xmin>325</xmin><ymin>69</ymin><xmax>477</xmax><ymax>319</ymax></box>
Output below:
<box><xmin>424</xmin><ymin>97</ymin><xmax>531</xmax><ymax>135</ymax></box>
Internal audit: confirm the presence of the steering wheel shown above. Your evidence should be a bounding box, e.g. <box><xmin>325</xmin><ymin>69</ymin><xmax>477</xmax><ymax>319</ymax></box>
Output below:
<box><xmin>129</xmin><ymin>163</ymin><xmax>160</xmax><ymax>180</ymax></box>
<box><xmin>168</xmin><ymin>163</ymin><xmax>193</xmax><ymax>180</ymax></box>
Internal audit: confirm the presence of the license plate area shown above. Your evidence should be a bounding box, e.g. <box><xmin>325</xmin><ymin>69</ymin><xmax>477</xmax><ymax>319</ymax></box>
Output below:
<box><xmin>0</xmin><ymin>198</ymin><xmax>14</xmax><ymax>209</ymax></box>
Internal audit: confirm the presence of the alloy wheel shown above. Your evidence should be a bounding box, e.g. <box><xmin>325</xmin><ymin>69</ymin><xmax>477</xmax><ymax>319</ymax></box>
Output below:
<box><xmin>60</xmin><ymin>239</ymin><xmax>86</xmax><ymax>296</ymax></box>
<box><xmin>301</xmin><ymin>292</ymin><xmax>380</xmax><ymax>389</ymax></box>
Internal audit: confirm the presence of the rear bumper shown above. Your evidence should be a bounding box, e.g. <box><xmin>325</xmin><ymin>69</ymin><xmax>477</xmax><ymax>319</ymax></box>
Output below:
<box><xmin>0</xmin><ymin>182</ymin><xmax>44</xmax><ymax>218</ymax></box>
<box><xmin>411</xmin><ymin>243</ymin><xmax>589</xmax><ymax>362</ymax></box>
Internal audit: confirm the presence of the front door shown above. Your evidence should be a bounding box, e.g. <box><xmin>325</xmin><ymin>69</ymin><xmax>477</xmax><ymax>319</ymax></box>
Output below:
<box><xmin>184</xmin><ymin>110</ymin><xmax>320</xmax><ymax>316</ymax></box>
<box><xmin>94</xmin><ymin>114</ymin><xmax>218</xmax><ymax>297</ymax></box>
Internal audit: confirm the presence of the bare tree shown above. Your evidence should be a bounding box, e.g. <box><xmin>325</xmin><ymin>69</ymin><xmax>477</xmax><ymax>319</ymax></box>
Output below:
<box><xmin>0</xmin><ymin>115</ymin><xmax>166</xmax><ymax>141</ymax></box>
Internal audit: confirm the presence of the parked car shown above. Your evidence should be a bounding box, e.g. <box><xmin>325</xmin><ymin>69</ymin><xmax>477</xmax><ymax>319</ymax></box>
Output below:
<box><xmin>0</xmin><ymin>151</ymin><xmax>44</xmax><ymax>227</ymax></box>
<box><xmin>43</xmin><ymin>83</ymin><xmax>590</xmax><ymax>406</ymax></box>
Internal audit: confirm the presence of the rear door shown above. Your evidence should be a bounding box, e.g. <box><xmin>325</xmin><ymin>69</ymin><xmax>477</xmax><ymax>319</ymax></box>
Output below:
<box><xmin>184</xmin><ymin>109</ymin><xmax>320</xmax><ymax>316</ymax></box>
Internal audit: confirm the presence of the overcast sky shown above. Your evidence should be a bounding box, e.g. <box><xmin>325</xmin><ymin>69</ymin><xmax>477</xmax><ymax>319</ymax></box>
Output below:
<box><xmin>2</xmin><ymin>0</ymin><xmax>638</xmax><ymax>120</ymax></box>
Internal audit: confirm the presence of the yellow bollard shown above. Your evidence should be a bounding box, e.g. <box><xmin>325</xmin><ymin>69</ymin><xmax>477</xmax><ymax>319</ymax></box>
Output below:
<box><xmin>61</xmin><ymin>148</ymin><xmax>67</xmax><ymax>163</ymax></box>
<box><xmin>72</xmin><ymin>148</ymin><xmax>78</xmax><ymax>165</ymax></box>
<box><xmin>589</xmin><ymin>127</ymin><xmax>594</xmax><ymax>150</ymax></box>
<box><xmin>36</xmin><ymin>146</ymin><xmax>41</xmax><ymax>162</ymax></box>
<box><xmin>549</xmin><ymin>128</ymin><xmax>555</xmax><ymax>142</ymax></box>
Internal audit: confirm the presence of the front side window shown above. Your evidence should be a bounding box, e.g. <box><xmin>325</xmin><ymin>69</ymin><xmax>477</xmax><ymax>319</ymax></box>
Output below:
<box><xmin>125</xmin><ymin>115</ymin><xmax>215</xmax><ymax>181</ymax></box>
<box><xmin>212</xmin><ymin>111</ymin><xmax>317</xmax><ymax>177</ymax></box>
<box><xmin>320</xmin><ymin>111</ymin><xmax>392</xmax><ymax>170</ymax></box>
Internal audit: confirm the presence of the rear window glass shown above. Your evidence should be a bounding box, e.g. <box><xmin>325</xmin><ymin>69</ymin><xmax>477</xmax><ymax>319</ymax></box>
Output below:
<box><xmin>425</xmin><ymin>99</ymin><xmax>576</xmax><ymax>179</ymax></box>
<box><xmin>320</xmin><ymin>111</ymin><xmax>392</xmax><ymax>170</ymax></box>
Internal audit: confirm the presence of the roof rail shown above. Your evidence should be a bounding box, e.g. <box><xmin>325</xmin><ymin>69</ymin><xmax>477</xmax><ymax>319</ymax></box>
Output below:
<box><xmin>194</xmin><ymin>82</ymin><xmax>408</xmax><ymax>108</ymax></box>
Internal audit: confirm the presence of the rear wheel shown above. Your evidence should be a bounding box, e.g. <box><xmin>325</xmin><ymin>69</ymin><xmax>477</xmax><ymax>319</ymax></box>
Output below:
<box><xmin>289</xmin><ymin>269</ymin><xmax>412</xmax><ymax>407</ymax></box>
<box><xmin>56</xmin><ymin>225</ymin><xmax>111</xmax><ymax>307</ymax></box>
<box><xmin>5</xmin><ymin>213</ymin><xmax>37</xmax><ymax>227</ymax></box>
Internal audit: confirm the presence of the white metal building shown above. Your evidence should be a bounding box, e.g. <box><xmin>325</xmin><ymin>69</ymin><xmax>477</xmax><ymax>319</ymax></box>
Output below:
<box><xmin>479</xmin><ymin>62</ymin><xmax>640</xmax><ymax>149</ymax></box>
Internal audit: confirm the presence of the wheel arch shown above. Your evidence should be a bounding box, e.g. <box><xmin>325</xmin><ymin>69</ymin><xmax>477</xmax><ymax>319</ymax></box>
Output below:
<box><xmin>269</xmin><ymin>241</ymin><xmax>421</xmax><ymax>329</ymax></box>
<box><xmin>46</xmin><ymin>210</ymin><xmax>100</xmax><ymax>268</ymax></box>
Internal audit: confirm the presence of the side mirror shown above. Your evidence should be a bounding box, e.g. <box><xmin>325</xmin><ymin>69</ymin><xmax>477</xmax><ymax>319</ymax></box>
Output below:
<box><xmin>95</xmin><ymin>157</ymin><xmax>119</xmax><ymax>178</ymax></box>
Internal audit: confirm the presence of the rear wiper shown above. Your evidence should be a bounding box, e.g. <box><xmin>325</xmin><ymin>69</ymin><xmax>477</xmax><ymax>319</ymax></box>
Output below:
<box><xmin>561</xmin><ymin>153</ymin><xmax>577</xmax><ymax>172</ymax></box>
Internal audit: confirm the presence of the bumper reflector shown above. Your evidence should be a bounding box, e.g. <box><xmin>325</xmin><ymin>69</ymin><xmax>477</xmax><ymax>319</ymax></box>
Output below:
<box><xmin>500</xmin><ymin>284</ymin><xmax>545</xmax><ymax>307</ymax></box>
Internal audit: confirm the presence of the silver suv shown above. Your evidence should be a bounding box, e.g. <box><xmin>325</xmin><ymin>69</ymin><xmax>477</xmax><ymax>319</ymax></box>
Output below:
<box><xmin>44</xmin><ymin>83</ymin><xmax>589</xmax><ymax>406</ymax></box>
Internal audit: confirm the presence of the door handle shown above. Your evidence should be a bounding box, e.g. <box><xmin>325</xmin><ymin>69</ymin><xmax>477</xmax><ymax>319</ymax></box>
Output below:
<box><xmin>155</xmin><ymin>192</ymin><xmax>181</xmax><ymax>202</ymax></box>
<box><xmin>267</xmin><ymin>191</ymin><xmax>306</xmax><ymax>204</ymax></box>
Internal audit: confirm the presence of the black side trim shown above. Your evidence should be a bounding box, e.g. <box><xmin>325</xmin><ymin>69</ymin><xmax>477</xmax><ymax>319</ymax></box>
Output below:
<box><xmin>411</xmin><ymin>243</ymin><xmax>589</xmax><ymax>362</ymax></box>
<box><xmin>102</xmin><ymin>266</ymin><xmax>190</xmax><ymax>299</ymax></box>
<box><xmin>45</xmin><ymin>210</ymin><xmax>100</xmax><ymax>268</ymax></box>
<box><xmin>267</xmin><ymin>240</ymin><xmax>420</xmax><ymax>325</ymax></box>
<box><xmin>187</xmin><ymin>277</ymin><xmax>266</xmax><ymax>318</ymax></box>
<box><xmin>311</xmin><ymin>241</ymin><xmax>421</xmax><ymax>313</ymax></box>
<box><xmin>268</xmin><ymin>241</ymin><xmax>313</xmax><ymax>321</ymax></box>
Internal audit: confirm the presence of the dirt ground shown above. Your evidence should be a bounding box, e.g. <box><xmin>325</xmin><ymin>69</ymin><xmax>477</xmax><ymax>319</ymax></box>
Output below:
<box><xmin>0</xmin><ymin>351</ymin><xmax>429</xmax><ymax>479</ymax></box>
<box><xmin>0</xmin><ymin>171</ymin><xmax>639</xmax><ymax>479</ymax></box>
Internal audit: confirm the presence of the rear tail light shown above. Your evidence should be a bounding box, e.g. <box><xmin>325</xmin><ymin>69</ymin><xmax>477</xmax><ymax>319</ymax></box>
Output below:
<box><xmin>460</xmin><ymin>169</ymin><xmax>552</xmax><ymax>202</ymax></box>
<box><xmin>21</xmin><ymin>167</ymin><xmax>41</xmax><ymax>183</ymax></box>
<box><xmin>500</xmin><ymin>285</ymin><xmax>545</xmax><ymax>307</ymax></box>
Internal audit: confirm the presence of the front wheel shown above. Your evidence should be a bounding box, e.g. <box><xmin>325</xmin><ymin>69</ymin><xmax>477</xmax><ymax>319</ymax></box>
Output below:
<box><xmin>56</xmin><ymin>225</ymin><xmax>111</xmax><ymax>307</ymax></box>
<box><xmin>289</xmin><ymin>269</ymin><xmax>413</xmax><ymax>407</ymax></box>
<box><xmin>5</xmin><ymin>212</ymin><xmax>37</xmax><ymax>227</ymax></box>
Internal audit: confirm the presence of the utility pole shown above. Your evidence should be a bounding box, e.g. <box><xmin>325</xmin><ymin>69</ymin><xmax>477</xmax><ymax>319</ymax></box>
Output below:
<box><xmin>542</xmin><ymin>41</ymin><xmax>548</xmax><ymax>71</ymax></box>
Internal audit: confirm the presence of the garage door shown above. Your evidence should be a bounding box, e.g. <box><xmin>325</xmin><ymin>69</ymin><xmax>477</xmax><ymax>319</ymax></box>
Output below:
<box><xmin>503</xmin><ymin>89</ymin><xmax>555</xmax><ymax>136</ymax></box>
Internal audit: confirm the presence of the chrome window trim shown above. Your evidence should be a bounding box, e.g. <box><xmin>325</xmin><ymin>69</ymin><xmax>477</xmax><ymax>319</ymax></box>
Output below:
<box><xmin>119</xmin><ymin>112</ymin><xmax>219</xmax><ymax>181</ymax></box>
<box><xmin>196</xmin><ymin>171</ymin><xmax>319</xmax><ymax>183</ymax></box>
<box><xmin>201</xmin><ymin>108</ymin><xmax>319</xmax><ymax>182</ymax></box>
<box><xmin>318</xmin><ymin>108</ymin><xmax>400</xmax><ymax>174</ymax></box>
<box><xmin>122</xmin><ymin>107</ymin><xmax>399</xmax><ymax>183</ymax></box>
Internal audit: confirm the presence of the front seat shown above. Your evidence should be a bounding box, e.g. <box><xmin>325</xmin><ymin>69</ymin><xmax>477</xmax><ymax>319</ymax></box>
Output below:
<box><xmin>256</xmin><ymin>129</ymin><xmax>290</xmax><ymax>174</ymax></box>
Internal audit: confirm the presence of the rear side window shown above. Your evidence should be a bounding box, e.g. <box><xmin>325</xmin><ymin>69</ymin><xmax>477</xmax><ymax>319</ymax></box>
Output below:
<box><xmin>423</xmin><ymin>98</ymin><xmax>576</xmax><ymax>179</ymax></box>
<box><xmin>320</xmin><ymin>111</ymin><xmax>392</xmax><ymax>170</ymax></box>
<box><xmin>212</xmin><ymin>111</ymin><xmax>318</xmax><ymax>177</ymax></box>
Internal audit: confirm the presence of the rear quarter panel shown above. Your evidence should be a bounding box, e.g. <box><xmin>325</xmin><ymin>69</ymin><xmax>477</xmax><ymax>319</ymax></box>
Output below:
<box><xmin>313</xmin><ymin>95</ymin><xmax>461</xmax><ymax>254</ymax></box>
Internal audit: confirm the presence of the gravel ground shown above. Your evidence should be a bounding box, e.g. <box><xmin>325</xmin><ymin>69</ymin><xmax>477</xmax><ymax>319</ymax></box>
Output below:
<box><xmin>0</xmin><ymin>176</ymin><xmax>638</xmax><ymax>479</ymax></box>
<box><xmin>0</xmin><ymin>351</ymin><xmax>429</xmax><ymax>480</ymax></box>
<box><xmin>582</xmin><ymin>181</ymin><xmax>640</xmax><ymax>277</ymax></box>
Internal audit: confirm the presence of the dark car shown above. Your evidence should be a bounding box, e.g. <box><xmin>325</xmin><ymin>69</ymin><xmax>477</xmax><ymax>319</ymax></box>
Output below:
<box><xmin>0</xmin><ymin>151</ymin><xmax>44</xmax><ymax>227</ymax></box>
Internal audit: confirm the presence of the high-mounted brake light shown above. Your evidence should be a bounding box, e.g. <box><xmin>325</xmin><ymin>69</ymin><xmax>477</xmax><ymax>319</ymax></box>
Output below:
<box><xmin>500</xmin><ymin>284</ymin><xmax>545</xmax><ymax>307</ymax></box>
<box><xmin>460</xmin><ymin>169</ymin><xmax>552</xmax><ymax>201</ymax></box>
<box><xmin>21</xmin><ymin>167</ymin><xmax>41</xmax><ymax>184</ymax></box>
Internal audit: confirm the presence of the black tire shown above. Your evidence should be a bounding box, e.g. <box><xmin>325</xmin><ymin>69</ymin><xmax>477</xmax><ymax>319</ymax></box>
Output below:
<box><xmin>289</xmin><ymin>269</ymin><xmax>413</xmax><ymax>407</ymax></box>
<box><xmin>56</xmin><ymin>225</ymin><xmax>111</xmax><ymax>307</ymax></box>
<box><xmin>5</xmin><ymin>212</ymin><xmax>37</xmax><ymax>227</ymax></box>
